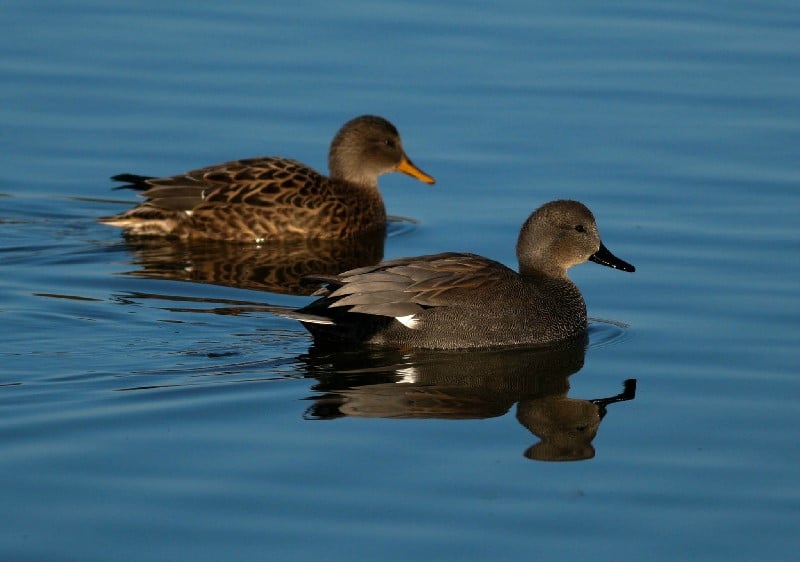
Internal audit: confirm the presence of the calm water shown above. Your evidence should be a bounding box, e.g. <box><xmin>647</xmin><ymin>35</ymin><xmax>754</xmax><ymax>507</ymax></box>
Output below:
<box><xmin>2</xmin><ymin>1</ymin><xmax>799</xmax><ymax>560</ymax></box>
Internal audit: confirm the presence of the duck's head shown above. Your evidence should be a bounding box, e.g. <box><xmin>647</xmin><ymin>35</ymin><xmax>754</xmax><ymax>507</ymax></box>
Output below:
<box><xmin>516</xmin><ymin>200</ymin><xmax>635</xmax><ymax>279</ymax></box>
<box><xmin>328</xmin><ymin>115</ymin><xmax>435</xmax><ymax>187</ymax></box>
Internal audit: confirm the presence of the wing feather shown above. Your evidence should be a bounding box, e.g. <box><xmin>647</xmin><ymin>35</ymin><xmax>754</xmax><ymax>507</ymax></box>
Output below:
<box><xmin>304</xmin><ymin>252</ymin><xmax>515</xmax><ymax>320</ymax></box>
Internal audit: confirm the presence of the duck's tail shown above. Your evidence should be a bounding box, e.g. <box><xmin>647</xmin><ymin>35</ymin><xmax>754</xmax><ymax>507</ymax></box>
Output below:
<box><xmin>111</xmin><ymin>173</ymin><xmax>154</xmax><ymax>191</ymax></box>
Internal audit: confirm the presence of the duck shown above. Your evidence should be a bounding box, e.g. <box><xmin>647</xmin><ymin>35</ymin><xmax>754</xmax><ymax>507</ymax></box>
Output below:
<box><xmin>282</xmin><ymin>200</ymin><xmax>635</xmax><ymax>349</ymax></box>
<box><xmin>99</xmin><ymin>115</ymin><xmax>435</xmax><ymax>242</ymax></box>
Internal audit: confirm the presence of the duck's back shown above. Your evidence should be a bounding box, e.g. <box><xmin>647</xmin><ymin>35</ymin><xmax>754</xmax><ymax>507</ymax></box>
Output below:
<box><xmin>104</xmin><ymin>157</ymin><xmax>387</xmax><ymax>241</ymax></box>
<box><xmin>298</xmin><ymin>253</ymin><xmax>588</xmax><ymax>349</ymax></box>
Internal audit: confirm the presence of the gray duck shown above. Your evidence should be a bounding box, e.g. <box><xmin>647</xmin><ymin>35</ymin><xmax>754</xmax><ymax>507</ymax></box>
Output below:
<box><xmin>283</xmin><ymin>200</ymin><xmax>635</xmax><ymax>349</ymax></box>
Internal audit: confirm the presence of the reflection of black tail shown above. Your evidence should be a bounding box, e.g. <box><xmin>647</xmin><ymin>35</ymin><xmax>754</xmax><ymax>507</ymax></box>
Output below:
<box><xmin>111</xmin><ymin>173</ymin><xmax>154</xmax><ymax>191</ymax></box>
<box><xmin>592</xmin><ymin>379</ymin><xmax>637</xmax><ymax>418</ymax></box>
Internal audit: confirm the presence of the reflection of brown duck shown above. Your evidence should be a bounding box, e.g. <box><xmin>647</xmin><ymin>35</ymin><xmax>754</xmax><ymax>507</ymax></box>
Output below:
<box><xmin>100</xmin><ymin>115</ymin><xmax>435</xmax><ymax>242</ymax></box>
<box><xmin>301</xmin><ymin>335</ymin><xmax>636</xmax><ymax>461</ymax></box>
<box><xmin>115</xmin><ymin>230</ymin><xmax>385</xmax><ymax>295</ymax></box>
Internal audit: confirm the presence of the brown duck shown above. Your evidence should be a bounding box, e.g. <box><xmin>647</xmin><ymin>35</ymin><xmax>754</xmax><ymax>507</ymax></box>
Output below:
<box><xmin>99</xmin><ymin>115</ymin><xmax>435</xmax><ymax>242</ymax></box>
<box><xmin>282</xmin><ymin>200</ymin><xmax>635</xmax><ymax>349</ymax></box>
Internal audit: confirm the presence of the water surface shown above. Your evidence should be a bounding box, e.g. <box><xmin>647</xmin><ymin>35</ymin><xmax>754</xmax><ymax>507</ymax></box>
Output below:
<box><xmin>2</xmin><ymin>1</ymin><xmax>799</xmax><ymax>561</ymax></box>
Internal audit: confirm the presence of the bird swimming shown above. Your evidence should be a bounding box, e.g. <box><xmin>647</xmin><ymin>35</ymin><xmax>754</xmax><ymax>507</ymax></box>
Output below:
<box><xmin>99</xmin><ymin>115</ymin><xmax>435</xmax><ymax>242</ymax></box>
<box><xmin>282</xmin><ymin>200</ymin><xmax>635</xmax><ymax>350</ymax></box>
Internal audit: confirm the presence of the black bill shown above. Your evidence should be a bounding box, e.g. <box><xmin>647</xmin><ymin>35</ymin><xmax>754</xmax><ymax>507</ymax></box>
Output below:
<box><xmin>589</xmin><ymin>243</ymin><xmax>635</xmax><ymax>272</ymax></box>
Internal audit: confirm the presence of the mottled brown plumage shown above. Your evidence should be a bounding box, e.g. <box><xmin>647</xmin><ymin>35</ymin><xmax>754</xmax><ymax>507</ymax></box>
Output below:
<box><xmin>99</xmin><ymin>115</ymin><xmax>435</xmax><ymax>242</ymax></box>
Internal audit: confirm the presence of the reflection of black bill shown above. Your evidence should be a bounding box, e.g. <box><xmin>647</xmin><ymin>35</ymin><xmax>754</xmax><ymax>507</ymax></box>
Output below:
<box><xmin>589</xmin><ymin>243</ymin><xmax>636</xmax><ymax>272</ymax></box>
<box><xmin>591</xmin><ymin>379</ymin><xmax>637</xmax><ymax>418</ymax></box>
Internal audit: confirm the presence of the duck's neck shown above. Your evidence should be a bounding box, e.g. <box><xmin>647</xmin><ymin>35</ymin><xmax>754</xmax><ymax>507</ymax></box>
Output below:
<box><xmin>344</xmin><ymin>176</ymin><xmax>380</xmax><ymax>192</ymax></box>
<box><xmin>328</xmin><ymin>173</ymin><xmax>387</xmax><ymax>230</ymax></box>
<box><xmin>519</xmin><ymin>266</ymin><xmax>584</xmax><ymax>311</ymax></box>
<box><xmin>519</xmin><ymin>268</ymin><xmax>588</xmax><ymax>340</ymax></box>
<box><xmin>518</xmin><ymin>261</ymin><xmax>568</xmax><ymax>281</ymax></box>
<box><xmin>329</xmin><ymin>165</ymin><xmax>380</xmax><ymax>191</ymax></box>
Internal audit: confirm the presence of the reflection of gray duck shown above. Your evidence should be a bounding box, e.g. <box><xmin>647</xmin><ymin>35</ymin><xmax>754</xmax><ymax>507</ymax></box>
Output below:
<box><xmin>116</xmin><ymin>230</ymin><xmax>384</xmax><ymax>296</ymax></box>
<box><xmin>517</xmin><ymin>379</ymin><xmax>636</xmax><ymax>462</ymax></box>
<box><xmin>100</xmin><ymin>115</ymin><xmax>435</xmax><ymax>242</ymax></box>
<box><xmin>302</xmin><ymin>335</ymin><xmax>636</xmax><ymax>461</ymax></box>
<box><xmin>304</xmin><ymin>335</ymin><xmax>586</xmax><ymax>420</ymax></box>
<box><xmin>285</xmin><ymin>200</ymin><xmax>635</xmax><ymax>349</ymax></box>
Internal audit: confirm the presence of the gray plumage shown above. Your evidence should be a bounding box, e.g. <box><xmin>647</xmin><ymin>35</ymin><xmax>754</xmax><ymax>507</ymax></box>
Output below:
<box><xmin>283</xmin><ymin>200</ymin><xmax>635</xmax><ymax>349</ymax></box>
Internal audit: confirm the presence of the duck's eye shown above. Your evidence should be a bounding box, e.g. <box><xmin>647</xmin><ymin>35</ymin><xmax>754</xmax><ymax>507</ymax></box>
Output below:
<box><xmin>383</xmin><ymin>139</ymin><xmax>396</xmax><ymax>148</ymax></box>
<box><xmin>575</xmin><ymin>224</ymin><xmax>586</xmax><ymax>233</ymax></box>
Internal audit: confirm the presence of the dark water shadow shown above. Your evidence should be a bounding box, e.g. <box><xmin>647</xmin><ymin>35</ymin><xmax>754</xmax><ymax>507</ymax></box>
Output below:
<box><xmin>106</xmin><ymin>217</ymin><xmax>418</xmax><ymax>296</ymax></box>
<box><xmin>299</xmin><ymin>335</ymin><xmax>636</xmax><ymax>462</ymax></box>
<box><xmin>112</xmin><ymin>229</ymin><xmax>384</xmax><ymax>296</ymax></box>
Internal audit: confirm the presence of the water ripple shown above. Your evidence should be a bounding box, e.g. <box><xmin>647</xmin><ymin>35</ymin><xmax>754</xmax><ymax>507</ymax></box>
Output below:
<box><xmin>587</xmin><ymin>317</ymin><xmax>631</xmax><ymax>349</ymax></box>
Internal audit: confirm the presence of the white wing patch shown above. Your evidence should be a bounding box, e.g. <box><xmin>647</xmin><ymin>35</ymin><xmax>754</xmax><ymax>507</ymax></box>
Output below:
<box><xmin>396</xmin><ymin>366</ymin><xmax>418</xmax><ymax>384</ymax></box>
<box><xmin>299</xmin><ymin>317</ymin><xmax>335</xmax><ymax>325</ymax></box>
<box><xmin>395</xmin><ymin>314</ymin><xmax>419</xmax><ymax>329</ymax></box>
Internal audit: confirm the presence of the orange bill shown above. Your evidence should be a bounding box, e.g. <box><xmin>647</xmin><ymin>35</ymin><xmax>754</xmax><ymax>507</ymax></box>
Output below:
<box><xmin>396</xmin><ymin>156</ymin><xmax>435</xmax><ymax>185</ymax></box>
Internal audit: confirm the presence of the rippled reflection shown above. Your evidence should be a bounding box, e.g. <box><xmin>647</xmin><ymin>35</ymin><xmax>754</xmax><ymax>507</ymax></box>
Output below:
<box><xmin>300</xmin><ymin>335</ymin><xmax>636</xmax><ymax>461</ymax></box>
<box><xmin>114</xmin><ymin>230</ymin><xmax>385</xmax><ymax>295</ymax></box>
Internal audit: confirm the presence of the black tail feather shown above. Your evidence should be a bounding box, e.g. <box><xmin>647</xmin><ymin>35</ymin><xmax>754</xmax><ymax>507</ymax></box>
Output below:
<box><xmin>111</xmin><ymin>173</ymin><xmax>154</xmax><ymax>191</ymax></box>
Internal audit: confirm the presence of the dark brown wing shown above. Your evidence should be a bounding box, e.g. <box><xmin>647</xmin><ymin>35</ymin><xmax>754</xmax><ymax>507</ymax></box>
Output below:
<box><xmin>134</xmin><ymin>157</ymin><xmax>319</xmax><ymax>211</ymax></box>
<box><xmin>104</xmin><ymin>157</ymin><xmax>385</xmax><ymax>240</ymax></box>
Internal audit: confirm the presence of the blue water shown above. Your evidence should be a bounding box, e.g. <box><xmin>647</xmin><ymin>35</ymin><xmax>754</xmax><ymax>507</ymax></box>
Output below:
<box><xmin>2</xmin><ymin>1</ymin><xmax>799</xmax><ymax>561</ymax></box>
